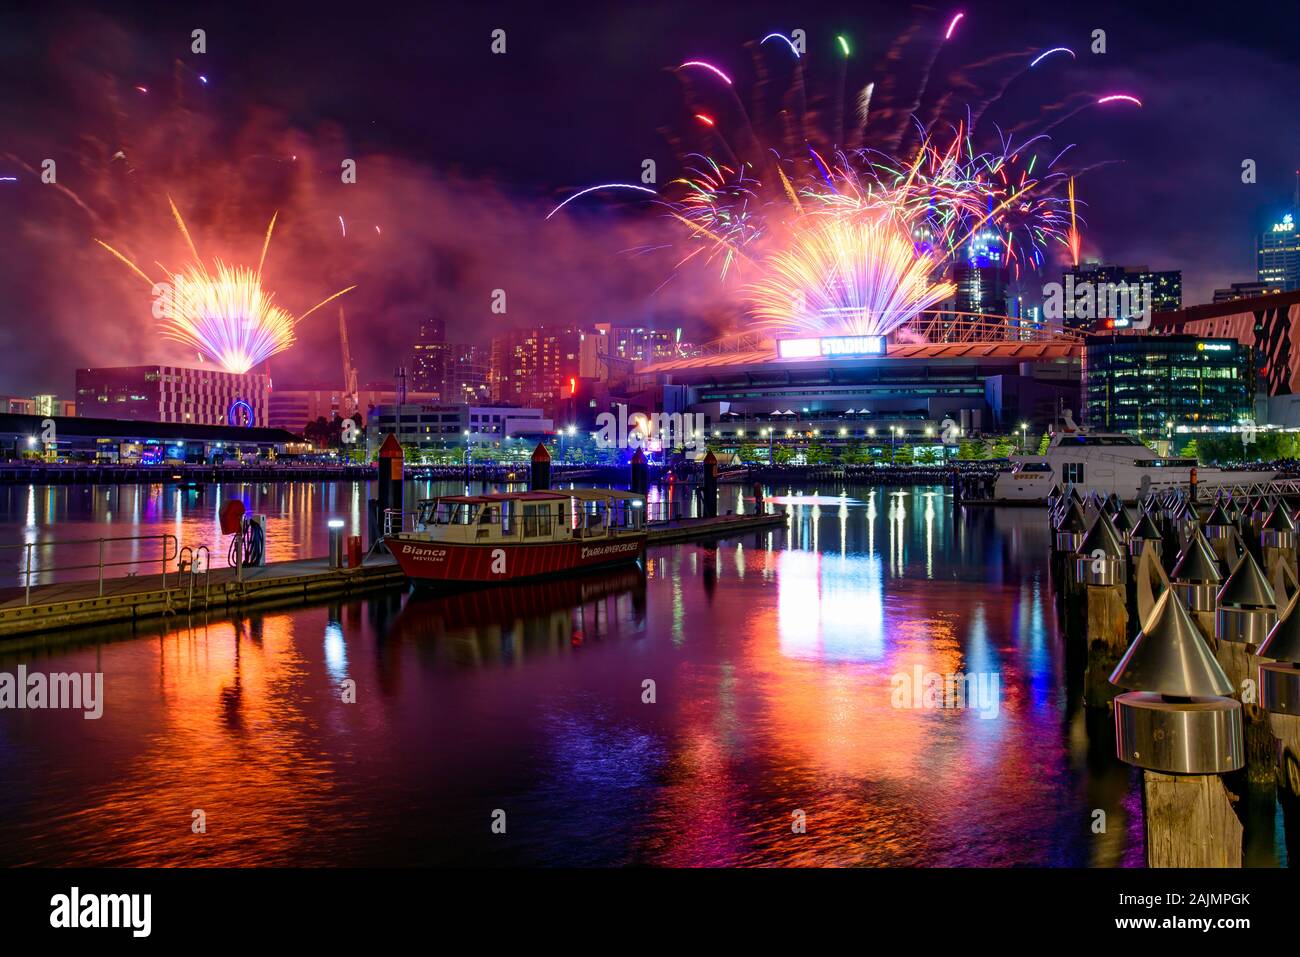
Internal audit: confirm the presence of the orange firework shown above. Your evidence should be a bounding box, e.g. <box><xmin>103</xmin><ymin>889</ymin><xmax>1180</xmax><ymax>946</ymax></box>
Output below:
<box><xmin>96</xmin><ymin>198</ymin><xmax>355</xmax><ymax>374</ymax></box>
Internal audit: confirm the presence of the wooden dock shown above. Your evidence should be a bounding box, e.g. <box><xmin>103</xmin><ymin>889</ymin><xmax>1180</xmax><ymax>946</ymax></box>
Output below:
<box><xmin>646</xmin><ymin>512</ymin><xmax>787</xmax><ymax>545</ymax></box>
<box><xmin>0</xmin><ymin>556</ymin><xmax>405</xmax><ymax>645</ymax></box>
<box><xmin>0</xmin><ymin>512</ymin><xmax>787</xmax><ymax>646</ymax></box>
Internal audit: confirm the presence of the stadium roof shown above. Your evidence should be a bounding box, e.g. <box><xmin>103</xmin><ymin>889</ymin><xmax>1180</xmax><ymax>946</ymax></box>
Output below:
<box><xmin>640</xmin><ymin>339</ymin><xmax>1080</xmax><ymax>374</ymax></box>
<box><xmin>1152</xmin><ymin>290</ymin><xmax>1300</xmax><ymax>330</ymax></box>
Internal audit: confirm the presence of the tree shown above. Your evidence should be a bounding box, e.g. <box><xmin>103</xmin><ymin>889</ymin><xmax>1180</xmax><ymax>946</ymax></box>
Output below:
<box><xmin>1036</xmin><ymin>432</ymin><xmax>1051</xmax><ymax>455</ymax></box>
<box><xmin>893</xmin><ymin>443</ymin><xmax>914</xmax><ymax>466</ymax></box>
<box><xmin>990</xmin><ymin>436</ymin><xmax>1016</xmax><ymax>459</ymax></box>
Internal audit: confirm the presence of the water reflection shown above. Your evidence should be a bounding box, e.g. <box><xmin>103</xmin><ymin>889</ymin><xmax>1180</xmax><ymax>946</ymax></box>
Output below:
<box><xmin>0</xmin><ymin>485</ymin><xmax>1286</xmax><ymax>866</ymax></box>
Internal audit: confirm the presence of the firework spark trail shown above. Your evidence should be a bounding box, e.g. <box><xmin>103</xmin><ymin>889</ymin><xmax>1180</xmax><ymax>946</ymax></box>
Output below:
<box><xmin>746</xmin><ymin>216</ymin><xmax>956</xmax><ymax>337</ymax></box>
<box><xmin>97</xmin><ymin>203</ymin><xmax>354</xmax><ymax>374</ymax></box>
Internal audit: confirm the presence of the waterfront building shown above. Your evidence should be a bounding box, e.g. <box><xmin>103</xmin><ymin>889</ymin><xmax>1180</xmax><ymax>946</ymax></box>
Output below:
<box><xmin>364</xmin><ymin>403</ymin><xmax>552</xmax><ymax>451</ymax></box>
<box><xmin>1082</xmin><ymin>334</ymin><xmax>1252</xmax><ymax>437</ymax></box>
<box><xmin>74</xmin><ymin>365</ymin><xmax>271</xmax><ymax>428</ymax></box>
<box><xmin>0</xmin><ymin>410</ymin><xmax>302</xmax><ymax>462</ymax></box>
<box><xmin>1151</xmin><ymin>289</ymin><xmax>1300</xmax><ymax>397</ymax></box>
<box><xmin>269</xmin><ymin>383</ymin><xmax>439</xmax><ymax>432</ymax></box>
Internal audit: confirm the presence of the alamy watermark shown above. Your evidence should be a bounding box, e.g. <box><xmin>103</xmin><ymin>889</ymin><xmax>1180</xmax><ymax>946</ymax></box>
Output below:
<box><xmin>890</xmin><ymin>665</ymin><xmax>1001</xmax><ymax>719</ymax></box>
<box><xmin>594</xmin><ymin>404</ymin><xmax>705</xmax><ymax>451</ymax></box>
<box><xmin>0</xmin><ymin>666</ymin><xmax>103</xmax><ymax>719</ymax></box>
<box><xmin>1042</xmin><ymin>275</ymin><xmax>1153</xmax><ymax>329</ymax></box>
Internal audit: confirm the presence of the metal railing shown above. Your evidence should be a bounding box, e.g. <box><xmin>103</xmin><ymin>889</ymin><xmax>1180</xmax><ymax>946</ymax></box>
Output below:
<box><xmin>178</xmin><ymin>544</ymin><xmax>211</xmax><ymax>611</ymax></box>
<box><xmin>2</xmin><ymin>533</ymin><xmax>180</xmax><ymax>606</ymax></box>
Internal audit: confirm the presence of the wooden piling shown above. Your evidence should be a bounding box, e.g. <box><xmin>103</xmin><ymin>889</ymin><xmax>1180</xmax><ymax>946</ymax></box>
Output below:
<box><xmin>1142</xmin><ymin>771</ymin><xmax>1242</xmax><ymax>868</ymax></box>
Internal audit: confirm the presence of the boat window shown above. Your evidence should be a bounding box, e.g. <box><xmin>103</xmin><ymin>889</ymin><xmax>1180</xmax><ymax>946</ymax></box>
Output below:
<box><xmin>1057</xmin><ymin>435</ymin><xmax>1144</xmax><ymax>447</ymax></box>
<box><xmin>522</xmin><ymin>503</ymin><xmax>554</xmax><ymax>538</ymax></box>
<box><xmin>479</xmin><ymin>506</ymin><xmax>500</xmax><ymax>525</ymax></box>
<box><xmin>433</xmin><ymin>502</ymin><xmax>477</xmax><ymax>525</ymax></box>
<box><xmin>1062</xmin><ymin>462</ymin><xmax>1085</xmax><ymax>484</ymax></box>
<box><xmin>1015</xmin><ymin>462</ymin><xmax>1053</xmax><ymax>473</ymax></box>
<box><xmin>1134</xmin><ymin>458</ymin><xmax>1198</xmax><ymax>468</ymax></box>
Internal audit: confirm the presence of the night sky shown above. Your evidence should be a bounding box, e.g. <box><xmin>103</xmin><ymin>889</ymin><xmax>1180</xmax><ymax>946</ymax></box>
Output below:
<box><xmin>1</xmin><ymin>0</ymin><xmax>1298</xmax><ymax>394</ymax></box>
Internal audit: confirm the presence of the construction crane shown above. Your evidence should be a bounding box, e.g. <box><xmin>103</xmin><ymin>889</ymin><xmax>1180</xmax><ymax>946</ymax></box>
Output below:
<box><xmin>339</xmin><ymin>308</ymin><xmax>359</xmax><ymax>419</ymax></box>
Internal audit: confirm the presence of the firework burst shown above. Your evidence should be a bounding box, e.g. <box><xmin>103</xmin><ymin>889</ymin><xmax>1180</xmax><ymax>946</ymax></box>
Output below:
<box><xmin>747</xmin><ymin>215</ymin><xmax>956</xmax><ymax>337</ymax></box>
<box><xmin>551</xmin><ymin>13</ymin><xmax>1135</xmax><ymax>342</ymax></box>
<box><xmin>96</xmin><ymin>199</ymin><xmax>355</xmax><ymax>374</ymax></box>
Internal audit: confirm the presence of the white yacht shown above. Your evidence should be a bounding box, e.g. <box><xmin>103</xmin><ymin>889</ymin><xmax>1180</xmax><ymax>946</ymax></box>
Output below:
<box><xmin>992</xmin><ymin>430</ymin><xmax>1277</xmax><ymax>503</ymax></box>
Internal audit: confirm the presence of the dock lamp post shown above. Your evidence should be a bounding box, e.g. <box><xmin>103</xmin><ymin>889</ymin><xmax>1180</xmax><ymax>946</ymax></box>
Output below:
<box><xmin>1019</xmin><ymin>422</ymin><xmax>1028</xmax><ymax>453</ymax></box>
<box><xmin>463</xmin><ymin>430</ymin><xmax>471</xmax><ymax>487</ymax></box>
<box><xmin>761</xmin><ymin>427</ymin><xmax>772</xmax><ymax>465</ymax></box>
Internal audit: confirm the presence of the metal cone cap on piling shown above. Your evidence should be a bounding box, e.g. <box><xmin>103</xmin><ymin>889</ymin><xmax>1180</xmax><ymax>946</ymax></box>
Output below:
<box><xmin>1132</xmin><ymin>512</ymin><xmax>1161</xmax><ymax>541</ymax></box>
<box><xmin>1203</xmin><ymin>503</ymin><xmax>1232</xmax><ymax>529</ymax></box>
<box><xmin>1171</xmin><ymin>531</ymin><xmax>1222</xmax><ymax>585</ymax></box>
<box><xmin>1216</xmin><ymin>550</ymin><xmax>1275</xmax><ymax>609</ymax></box>
<box><xmin>1057</xmin><ymin>500</ymin><xmax>1087</xmax><ymax>533</ymax></box>
<box><xmin>1259</xmin><ymin>593</ymin><xmax>1300</xmax><ymax>663</ymax></box>
<box><xmin>1111</xmin><ymin>504</ymin><xmax>1134</xmax><ymax>534</ymax></box>
<box><xmin>1078</xmin><ymin>510</ymin><xmax>1125</xmax><ymax>558</ymax></box>
<box><xmin>1263</xmin><ymin>501</ymin><xmax>1297</xmax><ymax>532</ymax></box>
<box><xmin>1109</xmin><ymin>590</ymin><xmax>1235</xmax><ymax>697</ymax></box>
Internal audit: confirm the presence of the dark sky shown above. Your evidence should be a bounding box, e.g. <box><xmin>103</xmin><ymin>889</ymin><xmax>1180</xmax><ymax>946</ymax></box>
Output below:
<box><xmin>1</xmin><ymin>0</ymin><xmax>1298</xmax><ymax>393</ymax></box>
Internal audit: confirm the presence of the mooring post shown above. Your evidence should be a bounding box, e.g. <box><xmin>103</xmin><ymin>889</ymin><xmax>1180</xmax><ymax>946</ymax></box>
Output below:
<box><xmin>1170</xmin><ymin>526</ymin><xmax>1223</xmax><ymax>644</ymax></box>
<box><xmin>629</xmin><ymin>448</ymin><xmax>648</xmax><ymax>497</ymax></box>
<box><xmin>1076</xmin><ymin>510</ymin><xmax>1129</xmax><ymax>709</ymax></box>
<box><xmin>1215</xmin><ymin>546</ymin><xmax>1281</xmax><ymax>785</ymax></box>
<box><xmin>530</xmin><ymin>442</ymin><xmax>551</xmax><ymax>491</ymax></box>
<box><xmin>1203</xmin><ymin>502</ymin><xmax>1236</xmax><ymax>566</ymax></box>
<box><xmin>701</xmin><ymin>450</ymin><xmax>718</xmax><ymax>518</ymax></box>
<box><xmin>1258</xmin><ymin>594</ymin><xmax>1300</xmax><ymax>803</ymax></box>
<box><xmin>1111</xmin><ymin>589</ymin><xmax>1244</xmax><ymax>867</ymax></box>
<box><xmin>1260</xmin><ymin>501</ymin><xmax>1297</xmax><ymax>584</ymax></box>
<box><xmin>377</xmin><ymin>433</ymin><xmax>404</xmax><ymax>541</ymax></box>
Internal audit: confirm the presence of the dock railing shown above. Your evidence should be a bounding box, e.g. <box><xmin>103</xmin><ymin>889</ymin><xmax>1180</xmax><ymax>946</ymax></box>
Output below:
<box><xmin>2</xmin><ymin>533</ymin><xmax>181</xmax><ymax>605</ymax></box>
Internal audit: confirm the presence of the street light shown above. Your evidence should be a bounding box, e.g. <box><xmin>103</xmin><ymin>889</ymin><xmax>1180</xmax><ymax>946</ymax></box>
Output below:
<box><xmin>1019</xmin><ymin>421</ymin><xmax>1028</xmax><ymax>453</ymax></box>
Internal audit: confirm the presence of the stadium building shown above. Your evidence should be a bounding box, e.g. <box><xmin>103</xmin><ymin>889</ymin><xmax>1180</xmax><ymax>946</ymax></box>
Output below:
<box><xmin>632</xmin><ymin>316</ymin><xmax>1082</xmax><ymax>445</ymax></box>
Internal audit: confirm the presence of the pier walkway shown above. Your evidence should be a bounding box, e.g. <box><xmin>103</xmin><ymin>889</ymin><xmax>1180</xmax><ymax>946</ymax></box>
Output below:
<box><xmin>0</xmin><ymin>512</ymin><xmax>787</xmax><ymax>645</ymax></box>
<box><xmin>0</xmin><ymin>556</ymin><xmax>404</xmax><ymax>644</ymax></box>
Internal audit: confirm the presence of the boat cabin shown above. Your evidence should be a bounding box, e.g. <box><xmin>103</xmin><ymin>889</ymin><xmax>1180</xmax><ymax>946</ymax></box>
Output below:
<box><xmin>410</xmin><ymin>489</ymin><xmax>646</xmax><ymax>546</ymax></box>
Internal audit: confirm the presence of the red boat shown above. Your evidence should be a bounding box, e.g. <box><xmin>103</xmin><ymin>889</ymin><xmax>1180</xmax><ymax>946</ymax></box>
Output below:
<box><xmin>386</xmin><ymin>488</ymin><xmax>648</xmax><ymax>585</ymax></box>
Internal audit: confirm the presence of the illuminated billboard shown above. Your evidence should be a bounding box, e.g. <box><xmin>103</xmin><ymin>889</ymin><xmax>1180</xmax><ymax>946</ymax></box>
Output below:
<box><xmin>777</xmin><ymin>335</ymin><xmax>887</xmax><ymax>360</ymax></box>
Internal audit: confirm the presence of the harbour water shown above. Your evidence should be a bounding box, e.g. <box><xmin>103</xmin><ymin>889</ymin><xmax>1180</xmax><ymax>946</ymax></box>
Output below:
<box><xmin>0</xmin><ymin>482</ymin><xmax>1289</xmax><ymax>866</ymax></box>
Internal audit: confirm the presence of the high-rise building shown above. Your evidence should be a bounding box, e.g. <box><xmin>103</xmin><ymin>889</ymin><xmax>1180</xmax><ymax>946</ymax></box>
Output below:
<box><xmin>75</xmin><ymin>366</ymin><xmax>270</xmax><ymax>427</ymax></box>
<box><xmin>593</xmin><ymin>324</ymin><xmax>685</xmax><ymax>364</ymax></box>
<box><xmin>1258</xmin><ymin>212</ymin><xmax>1300</xmax><ymax>292</ymax></box>
<box><xmin>1059</xmin><ymin>263</ymin><xmax>1182</xmax><ymax>331</ymax></box>
<box><xmin>952</xmin><ymin>231</ymin><xmax>1011</xmax><ymax>318</ymax></box>
<box><xmin>409</xmin><ymin>318</ymin><xmax>490</xmax><ymax>404</ymax></box>
<box><xmin>489</xmin><ymin>325</ymin><xmax>590</xmax><ymax>414</ymax></box>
